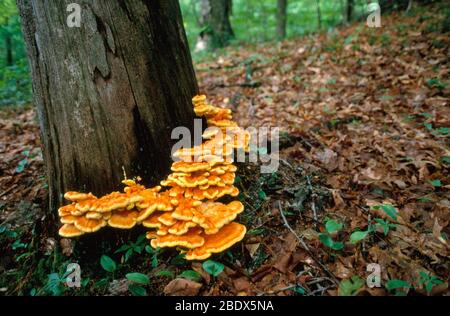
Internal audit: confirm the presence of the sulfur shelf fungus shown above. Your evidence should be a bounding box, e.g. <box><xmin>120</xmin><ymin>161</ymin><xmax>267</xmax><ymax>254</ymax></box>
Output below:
<box><xmin>57</xmin><ymin>95</ymin><xmax>249</xmax><ymax>260</ymax></box>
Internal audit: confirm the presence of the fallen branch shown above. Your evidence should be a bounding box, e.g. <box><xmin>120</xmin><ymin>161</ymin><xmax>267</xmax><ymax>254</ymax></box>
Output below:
<box><xmin>277</xmin><ymin>200</ymin><xmax>339</xmax><ymax>286</ymax></box>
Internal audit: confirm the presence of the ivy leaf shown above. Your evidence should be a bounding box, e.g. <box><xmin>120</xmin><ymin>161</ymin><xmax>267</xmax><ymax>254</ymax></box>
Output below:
<box><xmin>124</xmin><ymin>248</ymin><xmax>133</xmax><ymax>262</ymax></box>
<box><xmin>202</xmin><ymin>260</ymin><xmax>224</xmax><ymax>277</ymax></box>
<box><xmin>15</xmin><ymin>158</ymin><xmax>28</xmax><ymax>173</ymax></box>
<box><xmin>100</xmin><ymin>255</ymin><xmax>116</xmax><ymax>273</ymax></box>
<box><xmin>115</xmin><ymin>244</ymin><xmax>130</xmax><ymax>254</ymax></box>
<box><xmin>349</xmin><ymin>230</ymin><xmax>369</xmax><ymax>244</ymax></box>
<box><xmin>128</xmin><ymin>284</ymin><xmax>147</xmax><ymax>296</ymax></box>
<box><xmin>319</xmin><ymin>233</ymin><xmax>344</xmax><ymax>250</ymax></box>
<box><xmin>430</xmin><ymin>179</ymin><xmax>442</xmax><ymax>187</ymax></box>
<box><xmin>338</xmin><ymin>275</ymin><xmax>365</xmax><ymax>296</ymax></box>
<box><xmin>325</xmin><ymin>220</ymin><xmax>343</xmax><ymax>234</ymax></box>
<box><xmin>377</xmin><ymin>204</ymin><xmax>398</xmax><ymax>220</ymax></box>
<box><xmin>126</xmin><ymin>272</ymin><xmax>149</xmax><ymax>285</ymax></box>
<box><xmin>386</xmin><ymin>279</ymin><xmax>411</xmax><ymax>291</ymax></box>
<box><xmin>178</xmin><ymin>270</ymin><xmax>202</xmax><ymax>282</ymax></box>
<box><xmin>155</xmin><ymin>270</ymin><xmax>174</xmax><ymax>278</ymax></box>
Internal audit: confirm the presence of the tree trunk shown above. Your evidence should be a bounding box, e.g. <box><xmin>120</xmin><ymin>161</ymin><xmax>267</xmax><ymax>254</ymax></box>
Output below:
<box><xmin>5</xmin><ymin>17</ymin><xmax>13</xmax><ymax>66</ymax></box>
<box><xmin>315</xmin><ymin>0</ymin><xmax>322</xmax><ymax>30</ymax></box>
<box><xmin>379</xmin><ymin>0</ymin><xmax>410</xmax><ymax>13</ymax></box>
<box><xmin>344</xmin><ymin>0</ymin><xmax>354</xmax><ymax>24</ymax></box>
<box><xmin>17</xmin><ymin>0</ymin><xmax>198</xmax><ymax>218</ymax></box>
<box><xmin>5</xmin><ymin>33</ymin><xmax>13</xmax><ymax>66</ymax></box>
<box><xmin>276</xmin><ymin>0</ymin><xmax>288</xmax><ymax>40</ymax></box>
<box><xmin>197</xmin><ymin>0</ymin><xmax>234</xmax><ymax>50</ymax></box>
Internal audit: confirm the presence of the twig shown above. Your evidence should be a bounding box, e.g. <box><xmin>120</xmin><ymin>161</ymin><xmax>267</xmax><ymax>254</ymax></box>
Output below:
<box><xmin>306</xmin><ymin>176</ymin><xmax>318</xmax><ymax>228</ymax></box>
<box><xmin>278</xmin><ymin>200</ymin><xmax>339</xmax><ymax>286</ymax></box>
<box><xmin>0</xmin><ymin>184</ymin><xmax>18</xmax><ymax>198</ymax></box>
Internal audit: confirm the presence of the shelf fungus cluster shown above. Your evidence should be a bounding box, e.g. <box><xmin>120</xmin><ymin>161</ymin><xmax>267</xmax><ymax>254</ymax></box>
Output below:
<box><xmin>58</xmin><ymin>95</ymin><xmax>250</xmax><ymax>260</ymax></box>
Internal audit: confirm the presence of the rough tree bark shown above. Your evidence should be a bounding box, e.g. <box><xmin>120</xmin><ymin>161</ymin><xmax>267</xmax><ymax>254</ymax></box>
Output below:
<box><xmin>17</xmin><ymin>0</ymin><xmax>198</xmax><ymax>217</ymax></box>
<box><xmin>197</xmin><ymin>0</ymin><xmax>234</xmax><ymax>50</ymax></box>
<box><xmin>276</xmin><ymin>0</ymin><xmax>288</xmax><ymax>40</ymax></box>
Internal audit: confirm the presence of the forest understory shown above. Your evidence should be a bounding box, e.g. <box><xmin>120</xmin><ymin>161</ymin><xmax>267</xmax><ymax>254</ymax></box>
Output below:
<box><xmin>0</xmin><ymin>4</ymin><xmax>449</xmax><ymax>296</ymax></box>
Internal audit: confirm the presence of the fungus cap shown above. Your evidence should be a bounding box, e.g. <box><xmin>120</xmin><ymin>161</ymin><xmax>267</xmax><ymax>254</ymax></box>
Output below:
<box><xmin>185</xmin><ymin>222</ymin><xmax>246</xmax><ymax>260</ymax></box>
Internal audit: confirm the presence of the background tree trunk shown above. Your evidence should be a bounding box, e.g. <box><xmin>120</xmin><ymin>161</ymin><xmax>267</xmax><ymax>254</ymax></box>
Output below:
<box><xmin>197</xmin><ymin>0</ymin><xmax>234</xmax><ymax>50</ymax></box>
<box><xmin>5</xmin><ymin>17</ymin><xmax>13</xmax><ymax>66</ymax></box>
<box><xmin>276</xmin><ymin>0</ymin><xmax>288</xmax><ymax>40</ymax></box>
<box><xmin>17</xmin><ymin>0</ymin><xmax>198</xmax><ymax>218</ymax></box>
<box><xmin>379</xmin><ymin>0</ymin><xmax>410</xmax><ymax>13</ymax></box>
<box><xmin>5</xmin><ymin>33</ymin><xmax>13</xmax><ymax>66</ymax></box>
<box><xmin>344</xmin><ymin>0</ymin><xmax>354</xmax><ymax>24</ymax></box>
<box><xmin>315</xmin><ymin>0</ymin><xmax>322</xmax><ymax>30</ymax></box>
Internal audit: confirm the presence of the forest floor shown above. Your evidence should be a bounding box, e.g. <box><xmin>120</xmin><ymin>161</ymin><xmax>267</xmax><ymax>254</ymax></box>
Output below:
<box><xmin>0</xmin><ymin>4</ymin><xmax>449</xmax><ymax>296</ymax></box>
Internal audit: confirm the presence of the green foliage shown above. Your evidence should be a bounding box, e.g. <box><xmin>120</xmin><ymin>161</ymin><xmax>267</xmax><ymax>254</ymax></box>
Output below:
<box><xmin>180</xmin><ymin>0</ymin><xmax>367</xmax><ymax>57</ymax></box>
<box><xmin>178</xmin><ymin>270</ymin><xmax>202</xmax><ymax>282</ymax></box>
<box><xmin>318</xmin><ymin>233</ymin><xmax>344</xmax><ymax>250</ymax></box>
<box><xmin>373</xmin><ymin>204</ymin><xmax>398</xmax><ymax>220</ymax></box>
<box><xmin>115</xmin><ymin>234</ymin><xmax>147</xmax><ymax>263</ymax></box>
<box><xmin>128</xmin><ymin>284</ymin><xmax>147</xmax><ymax>296</ymax></box>
<box><xmin>385</xmin><ymin>279</ymin><xmax>411</xmax><ymax>296</ymax></box>
<box><xmin>0</xmin><ymin>0</ymin><xmax>31</xmax><ymax>107</ymax></box>
<box><xmin>155</xmin><ymin>270</ymin><xmax>175</xmax><ymax>278</ymax></box>
<box><xmin>145</xmin><ymin>245</ymin><xmax>162</xmax><ymax>268</ymax></box>
<box><xmin>325</xmin><ymin>219</ymin><xmax>342</xmax><ymax>234</ymax></box>
<box><xmin>202</xmin><ymin>260</ymin><xmax>225</xmax><ymax>277</ymax></box>
<box><xmin>418</xmin><ymin>272</ymin><xmax>444</xmax><ymax>294</ymax></box>
<box><xmin>426</xmin><ymin>77</ymin><xmax>447</xmax><ymax>90</ymax></box>
<box><xmin>349</xmin><ymin>230</ymin><xmax>369</xmax><ymax>244</ymax></box>
<box><xmin>125</xmin><ymin>272</ymin><xmax>150</xmax><ymax>285</ymax></box>
<box><xmin>429</xmin><ymin>179</ymin><xmax>442</xmax><ymax>187</ymax></box>
<box><xmin>100</xmin><ymin>255</ymin><xmax>117</xmax><ymax>273</ymax></box>
<box><xmin>338</xmin><ymin>275</ymin><xmax>365</xmax><ymax>296</ymax></box>
<box><xmin>374</xmin><ymin>218</ymin><xmax>396</xmax><ymax>236</ymax></box>
<box><xmin>319</xmin><ymin>219</ymin><xmax>344</xmax><ymax>250</ymax></box>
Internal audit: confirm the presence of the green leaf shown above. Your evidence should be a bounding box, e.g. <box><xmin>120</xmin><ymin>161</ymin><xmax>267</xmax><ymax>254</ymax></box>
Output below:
<box><xmin>144</xmin><ymin>245</ymin><xmax>154</xmax><ymax>254</ymax></box>
<box><xmin>325</xmin><ymin>220</ymin><xmax>343</xmax><ymax>234</ymax></box>
<box><xmin>11</xmin><ymin>239</ymin><xmax>27</xmax><ymax>250</ymax></box>
<box><xmin>128</xmin><ymin>284</ymin><xmax>147</xmax><ymax>296</ymax></box>
<box><xmin>115</xmin><ymin>244</ymin><xmax>130</xmax><ymax>254</ymax></box>
<box><xmin>247</xmin><ymin>228</ymin><xmax>266</xmax><ymax>236</ymax></box>
<box><xmin>319</xmin><ymin>233</ymin><xmax>344</xmax><ymax>251</ymax></box>
<box><xmin>155</xmin><ymin>270</ymin><xmax>174</xmax><ymax>278</ymax></box>
<box><xmin>386</xmin><ymin>279</ymin><xmax>411</xmax><ymax>291</ymax></box>
<box><xmin>293</xmin><ymin>286</ymin><xmax>306</xmax><ymax>295</ymax></box>
<box><xmin>258</xmin><ymin>190</ymin><xmax>267</xmax><ymax>200</ymax></box>
<box><xmin>378</xmin><ymin>204</ymin><xmax>398</xmax><ymax>220</ymax></box>
<box><xmin>100</xmin><ymin>255</ymin><xmax>116</xmax><ymax>273</ymax></box>
<box><xmin>442</xmin><ymin>156</ymin><xmax>450</xmax><ymax>164</ymax></box>
<box><xmin>202</xmin><ymin>260</ymin><xmax>224</xmax><ymax>277</ymax></box>
<box><xmin>338</xmin><ymin>275</ymin><xmax>365</xmax><ymax>296</ymax></box>
<box><xmin>424</xmin><ymin>122</ymin><xmax>433</xmax><ymax>131</ymax></box>
<box><xmin>15</xmin><ymin>158</ymin><xmax>28</xmax><ymax>173</ymax></box>
<box><xmin>350</xmin><ymin>230</ymin><xmax>369</xmax><ymax>244</ymax></box>
<box><xmin>151</xmin><ymin>254</ymin><xmax>158</xmax><ymax>268</ymax></box>
<box><xmin>179</xmin><ymin>270</ymin><xmax>202</xmax><ymax>282</ymax></box>
<box><xmin>124</xmin><ymin>248</ymin><xmax>133</xmax><ymax>262</ymax></box>
<box><xmin>430</xmin><ymin>179</ymin><xmax>442</xmax><ymax>187</ymax></box>
<box><xmin>170</xmin><ymin>254</ymin><xmax>186</xmax><ymax>266</ymax></box>
<box><xmin>126</xmin><ymin>272</ymin><xmax>149</xmax><ymax>285</ymax></box>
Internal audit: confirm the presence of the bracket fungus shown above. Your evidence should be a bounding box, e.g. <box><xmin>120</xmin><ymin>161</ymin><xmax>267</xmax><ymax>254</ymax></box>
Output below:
<box><xmin>57</xmin><ymin>95</ymin><xmax>249</xmax><ymax>260</ymax></box>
